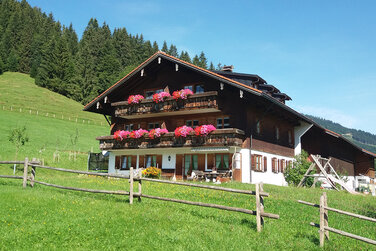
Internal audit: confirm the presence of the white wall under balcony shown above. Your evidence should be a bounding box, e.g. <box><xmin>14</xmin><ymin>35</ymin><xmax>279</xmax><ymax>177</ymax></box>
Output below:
<box><xmin>294</xmin><ymin>121</ymin><xmax>313</xmax><ymax>156</ymax></box>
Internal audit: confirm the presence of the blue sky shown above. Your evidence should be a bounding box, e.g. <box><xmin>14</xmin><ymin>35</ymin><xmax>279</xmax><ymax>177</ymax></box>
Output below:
<box><xmin>28</xmin><ymin>0</ymin><xmax>376</xmax><ymax>134</ymax></box>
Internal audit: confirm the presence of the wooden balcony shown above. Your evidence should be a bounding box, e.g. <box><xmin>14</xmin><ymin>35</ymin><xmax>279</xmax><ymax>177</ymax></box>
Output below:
<box><xmin>111</xmin><ymin>91</ymin><xmax>219</xmax><ymax>119</ymax></box>
<box><xmin>96</xmin><ymin>128</ymin><xmax>245</xmax><ymax>150</ymax></box>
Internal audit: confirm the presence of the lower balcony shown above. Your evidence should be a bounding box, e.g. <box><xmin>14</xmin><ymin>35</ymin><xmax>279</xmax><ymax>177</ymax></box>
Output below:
<box><xmin>96</xmin><ymin>128</ymin><xmax>245</xmax><ymax>150</ymax></box>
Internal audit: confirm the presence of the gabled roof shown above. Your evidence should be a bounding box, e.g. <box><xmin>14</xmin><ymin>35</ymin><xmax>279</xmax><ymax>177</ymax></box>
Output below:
<box><xmin>83</xmin><ymin>51</ymin><xmax>376</xmax><ymax>159</ymax></box>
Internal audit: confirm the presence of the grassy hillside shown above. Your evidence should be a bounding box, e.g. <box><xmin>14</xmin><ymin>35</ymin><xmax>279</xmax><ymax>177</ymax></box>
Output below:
<box><xmin>306</xmin><ymin>114</ymin><xmax>376</xmax><ymax>153</ymax></box>
<box><xmin>0</xmin><ymin>72</ymin><xmax>108</xmax><ymax>167</ymax></box>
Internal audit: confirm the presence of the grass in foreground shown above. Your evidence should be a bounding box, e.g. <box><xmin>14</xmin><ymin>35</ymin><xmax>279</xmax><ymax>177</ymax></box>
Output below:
<box><xmin>0</xmin><ymin>171</ymin><xmax>375</xmax><ymax>250</ymax></box>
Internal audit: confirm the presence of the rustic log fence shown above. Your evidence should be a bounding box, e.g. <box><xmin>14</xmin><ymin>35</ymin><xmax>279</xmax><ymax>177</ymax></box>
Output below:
<box><xmin>298</xmin><ymin>192</ymin><xmax>376</xmax><ymax>247</ymax></box>
<box><xmin>0</xmin><ymin>159</ymin><xmax>279</xmax><ymax>232</ymax></box>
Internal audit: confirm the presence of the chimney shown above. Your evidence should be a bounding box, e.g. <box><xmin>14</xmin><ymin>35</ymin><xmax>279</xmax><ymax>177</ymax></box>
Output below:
<box><xmin>221</xmin><ymin>65</ymin><xmax>234</xmax><ymax>72</ymax></box>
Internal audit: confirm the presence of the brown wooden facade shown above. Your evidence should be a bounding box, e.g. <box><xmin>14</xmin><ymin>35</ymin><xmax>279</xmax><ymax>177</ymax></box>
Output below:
<box><xmin>84</xmin><ymin>51</ymin><xmax>375</xmax><ymax>181</ymax></box>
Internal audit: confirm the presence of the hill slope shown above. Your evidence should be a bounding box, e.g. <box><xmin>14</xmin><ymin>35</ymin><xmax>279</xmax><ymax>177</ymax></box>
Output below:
<box><xmin>306</xmin><ymin>115</ymin><xmax>376</xmax><ymax>153</ymax></box>
<box><xmin>0</xmin><ymin>72</ymin><xmax>107</xmax><ymax>167</ymax></box>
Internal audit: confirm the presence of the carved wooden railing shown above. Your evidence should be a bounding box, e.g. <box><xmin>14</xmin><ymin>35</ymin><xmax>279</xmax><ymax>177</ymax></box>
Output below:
<box><xmin>111</xmin><ymin>91</ymin><xmax>219</xmax><ymax>117</ymax></box>
<box><xmin>96</xmin><ymin>128</ymin><xmax>245</xmax><ymax>150</ymax></box>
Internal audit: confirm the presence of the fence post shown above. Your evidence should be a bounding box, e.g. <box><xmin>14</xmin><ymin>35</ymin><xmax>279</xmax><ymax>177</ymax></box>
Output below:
<box><xmin>23</xmin><ymin>157</ymin><xmax>28</xmax><ymax>188</ymax></box>
<box><xmin>323</xmin><ymin>192</ymin><xmax>329</xmax><ymax>240</ymax></box>
<box><xmin>30</xmin><ymin>158</ymin><xmax>37</xmax><ymax>188</ymax></box>
<box><xmin>256</xmin><ymin>183</ymin><xmax>264</xmax><ymax>232</ymax></box>
<box><xmin>320</xmin><ymin>193</ymin><xmax>325</xmax><ymax>247</ymax></box>
<box><xmin>129</xmin><ymin>167</ymin><xmax>134</xmax><ymax>204</ymax></box>
<box><xmin>138</xmin><ymin>179</ymin><xmax>142</xmax><ymax>202</ymax></box>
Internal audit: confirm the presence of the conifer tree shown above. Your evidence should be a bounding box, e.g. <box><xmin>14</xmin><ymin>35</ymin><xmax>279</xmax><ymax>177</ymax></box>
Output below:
<box><xmin>161</xmin><ymin>41</ymin><xmax>168</xmax><ymax>53</ymax></box>
<box><xmin>179</xmin><ymin>51</ymin><xmax>191</xmax><ymax>63</ymax></box>
<box><xmin>198</xmin><ymin>51</ymin><xmax>208</xmax><ymax>69</ymax></box>
<box><xmin>209</xmin><ymin>62</ymin><xmax>215</xmax><ymax>71</ymax></box>
<box><xmin>168</xmin><ymin>44</ymin><xmax>178</xmax><ymax>57</ymax></box>
<box><xmin>192</xmin><ymin>55</ymin><xmax>200</xmax><ymax>66</ymax></box>
<box><xmin>152</xmin><ymin>41</ymin><xmax>159</xmax><ymax>52</ymax></box>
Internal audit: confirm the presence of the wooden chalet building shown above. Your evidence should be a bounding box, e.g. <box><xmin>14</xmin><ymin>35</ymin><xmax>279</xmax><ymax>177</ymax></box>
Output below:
<box><xmin>84</xmin><ymin>51</ymin><xmax>376</xmax><ymax>188</ymax></box>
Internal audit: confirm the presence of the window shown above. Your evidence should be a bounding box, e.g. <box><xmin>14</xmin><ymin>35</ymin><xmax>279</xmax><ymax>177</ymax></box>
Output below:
<box><xmin>184</xmin><ymin>85</ymin><xmax>193</xmax><ymax>91</ymax></box>
<box><xmin>145</xmin><ymin>89</ymin><xmax>163</xmax><ymax>99</ymax></box>
<box><xmin>146</xmin><ymin>155</ymin><xmax>157</xmax><ymax>168</ymax></box>
<box><xmin>186</xmin><ymin>120</ymin><xmax>199</xmax><ymax>128</ymax></box>
<box><xmin>288</xmin><ymin>130</ymin><xmax>292</xmax><ymax>145</ymax></box>
<box><xmin>272</xmin><ymin>158</ymin><xmax>278</xmax><ymax>173</ymax></box>
<box><xmin>115</xmin><ymin>155</ymin><xmax>133</xmax><ymax>170</ymax></box>
<box><xmin>215</xmin><ymin>154</ymin><xmax>229</xmax><ymax>169</ymax></box>
<box><xmin>148</xmin><ymin>122</ymin><xmax>160</xmax><ymax>130</ymax></box>
<box><xmin>279</xmin><ymin>159</ymin><xmax>286</xmax><ymax>173</ymax></box>
<box><xmin>184</xmin><ymin>155</ymin><xmax>198</xmax><ymax>176</ymax></box>
<box><xmin>195</xmin><ymin>85</ymin><xmax>204</xmax><ymax>93</ymax></box>
<box><xmin>251</xmin><ymin>155</ymin><xmax>265</xmax><ymax>172</ymax></box>
<box><xmin>125</xmin><ymin>124</ymin><xmax>134</xmax><ymax>131</ymax></box>
<box><xmin>217</xmin><ymin>117</ymin><xmax>230</xmax><ymax>129</ymax></box>
<box><xmin>275</xmin><ymin>127</ymin><xmax>280</xmax><ymax>140</ymax></box>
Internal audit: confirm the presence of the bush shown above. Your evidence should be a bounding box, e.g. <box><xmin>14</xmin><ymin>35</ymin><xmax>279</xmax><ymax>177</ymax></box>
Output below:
<box><xmin>142</xmin><ymin>167</ymin><xmax>161</xmax><ymax>178</ymax></box>
<box><xmin>284</xmin><ymin>150</ymin><xmax>314</xmax><ymax>186</ymax></box>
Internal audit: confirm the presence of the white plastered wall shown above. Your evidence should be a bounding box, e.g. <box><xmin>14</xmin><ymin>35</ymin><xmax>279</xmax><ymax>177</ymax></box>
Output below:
<box><xmin>249</xmin><ymin>149</ymin><xmax>294</xmax><ymax>186</ymax></box>
<box><xmin>294</xmin><ymin>121</ymin><xmax>313</xmax><ymax>156</ymax></box>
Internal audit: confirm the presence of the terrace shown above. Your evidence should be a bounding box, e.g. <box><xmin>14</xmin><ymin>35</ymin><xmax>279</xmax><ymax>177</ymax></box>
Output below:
<box><xmin>111</xmin><ymin>91</ymin><xmax>219</xmax><ymax>119</ymax></box>
<box><xmin>96</xmin><ymin>128</ymin><xmax>245</xmax><ymax>150</ymax></box>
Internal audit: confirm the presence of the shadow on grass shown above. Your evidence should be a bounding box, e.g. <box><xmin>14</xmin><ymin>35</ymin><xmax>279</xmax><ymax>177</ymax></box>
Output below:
<box><xmin>177</xmin><ymin>207</ymin><xmax>258</xmax><ymax>230</ymax></box>
<box><xmin>295</xmin><ymin>231</ymin><xmax>320</xmax><ymax>246</ymax></box>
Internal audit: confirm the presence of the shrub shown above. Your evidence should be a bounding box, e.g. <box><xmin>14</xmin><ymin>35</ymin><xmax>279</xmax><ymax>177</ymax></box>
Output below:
<box><xmin>142</xmin><ymin>167</ymin><xmax>161</xmax><ymax>178</ymax></box>
<box><xmin>284</xmin><ymin>150</ymin><xmax>314</xmax><ymax>186</ymax></box>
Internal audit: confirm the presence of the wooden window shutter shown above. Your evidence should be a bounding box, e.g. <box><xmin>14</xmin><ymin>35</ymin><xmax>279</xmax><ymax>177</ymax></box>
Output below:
<box><xmin>198</xmin><ymin>154</ymin><xmax>205</xmax><ymax>171</ymax></box>
<box><xmin>115</xmin><ymin>156</ymin><xmax>121</xmax><ymax>169</ymax></box>
<box><xmin>176</xmin><ymin>154</ymin><xmax>183</xmax><ymax>176</ymax></box>
<box><xmin>138</xmin><ymin>155</ymin><xmax>145</xmax><ymax>169</ymax></box>
<box><xmin>131</xmin><ymin>155</ymin><xmax>137</xmax><ymax>169</ymax></box>
<box><xmin>251</xmin><ymin>155</ymin><xmax>256</xmax><ymax>170</ymax></box>
<box><xmin>156</xmin><ymin>155</ymin><xmax>163</xmax><ymax>169</ymax></box>
<box><xmin>207</xmin><ymin>153</ymin><xmax>215</xmax><ymax>169</ymax></box>
<box><xmin>263</xmin><ymin>156</ymin><xmax>267</xmax><ymax>172</ymax></box>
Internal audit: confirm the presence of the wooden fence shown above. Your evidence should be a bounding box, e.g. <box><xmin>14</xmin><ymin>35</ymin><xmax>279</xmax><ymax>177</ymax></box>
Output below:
<box><xmin>0</xmin><ymin>158</ymin><xmax>279</xmax><ymax>232</ymax></box>
<box><xmin>298</xmin><ymin>192</ymin><xmax>376</xmax><ymax>247</ymax></box>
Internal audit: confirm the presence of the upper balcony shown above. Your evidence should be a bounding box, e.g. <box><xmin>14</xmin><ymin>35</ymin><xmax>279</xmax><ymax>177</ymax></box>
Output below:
<box><xmin>111</xmin><ymin>91</ymin><xmax>219</xmax><ymax>119</ymax></box>
<box><xmin>96</xmin><ymin>128</ymin><xmax>245</xmax><ymax>151</ymax></box>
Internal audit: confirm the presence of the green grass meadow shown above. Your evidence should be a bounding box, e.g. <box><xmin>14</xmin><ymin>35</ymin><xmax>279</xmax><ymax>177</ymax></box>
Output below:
<box><xmin>0</xmin><ymin>72</ymin><xmax>375</xmax><ymax>250</ymax></box>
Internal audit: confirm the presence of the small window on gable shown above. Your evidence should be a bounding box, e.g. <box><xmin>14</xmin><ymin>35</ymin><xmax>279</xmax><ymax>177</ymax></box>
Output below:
<box><xmin>184</xmin><ymin>85</ymin><xmax>193</xmax><ymax>91</ymax></box>
<box><xmin>288</xmin><ymin>130</ymin><xmax>292</xmax><ymax>145</ymax></box>
<box><xmin>195</xmin><ymin>85</ymin><xmax>204</xmax><ymax>93</ymax></box>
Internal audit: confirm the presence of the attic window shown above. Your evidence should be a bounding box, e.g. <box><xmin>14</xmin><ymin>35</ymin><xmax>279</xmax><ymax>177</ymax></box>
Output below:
<box><xmin>145</xmin><ymin>89</ymin><xmax>163</xmax><ymax>99</ymax></box>
<box><xmin>195</xmin><ymin>85</ymin><xmax>204</xmax><ymax>93</ymax></box>
<box><xmin>275</xmin><ymin>127</ymin><xmax>280</xmax><ymax>140</ymax></box>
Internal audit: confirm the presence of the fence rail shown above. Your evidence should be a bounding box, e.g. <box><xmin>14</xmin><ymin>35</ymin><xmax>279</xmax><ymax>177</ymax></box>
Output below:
<box><xmin>0</xmin><ymin>158</ymin><xmax>279</xmax><ymax>232</ymax></box>
<box><xmin>298</xmin><ymin>192</ymin><xmax>376</xmax><ymax>247</ymax></box>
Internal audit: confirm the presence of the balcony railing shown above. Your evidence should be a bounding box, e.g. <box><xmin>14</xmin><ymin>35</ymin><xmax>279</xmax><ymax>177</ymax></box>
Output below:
<box><xmin>96</xmin><ymin>128</ymin><xmax>245</xmax><ymax>150</ymax></box>
<box><xmin>111</xmin><ymin>91</ymin><xmax>219</xmax><ymax>118</ymax></box>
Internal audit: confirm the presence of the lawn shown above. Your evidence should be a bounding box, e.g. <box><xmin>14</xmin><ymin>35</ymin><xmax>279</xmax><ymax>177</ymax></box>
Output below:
<box><xmin>0</xmin><ymin>171</ymin><xmax>375</xmax><ymax>250</ymax></box>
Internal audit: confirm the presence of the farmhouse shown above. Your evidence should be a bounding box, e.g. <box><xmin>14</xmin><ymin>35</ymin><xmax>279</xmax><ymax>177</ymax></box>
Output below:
<box><xmin>84</xmin><ymin>51</ymin><xmax>375</xmax><ymax>188</ymax></box>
